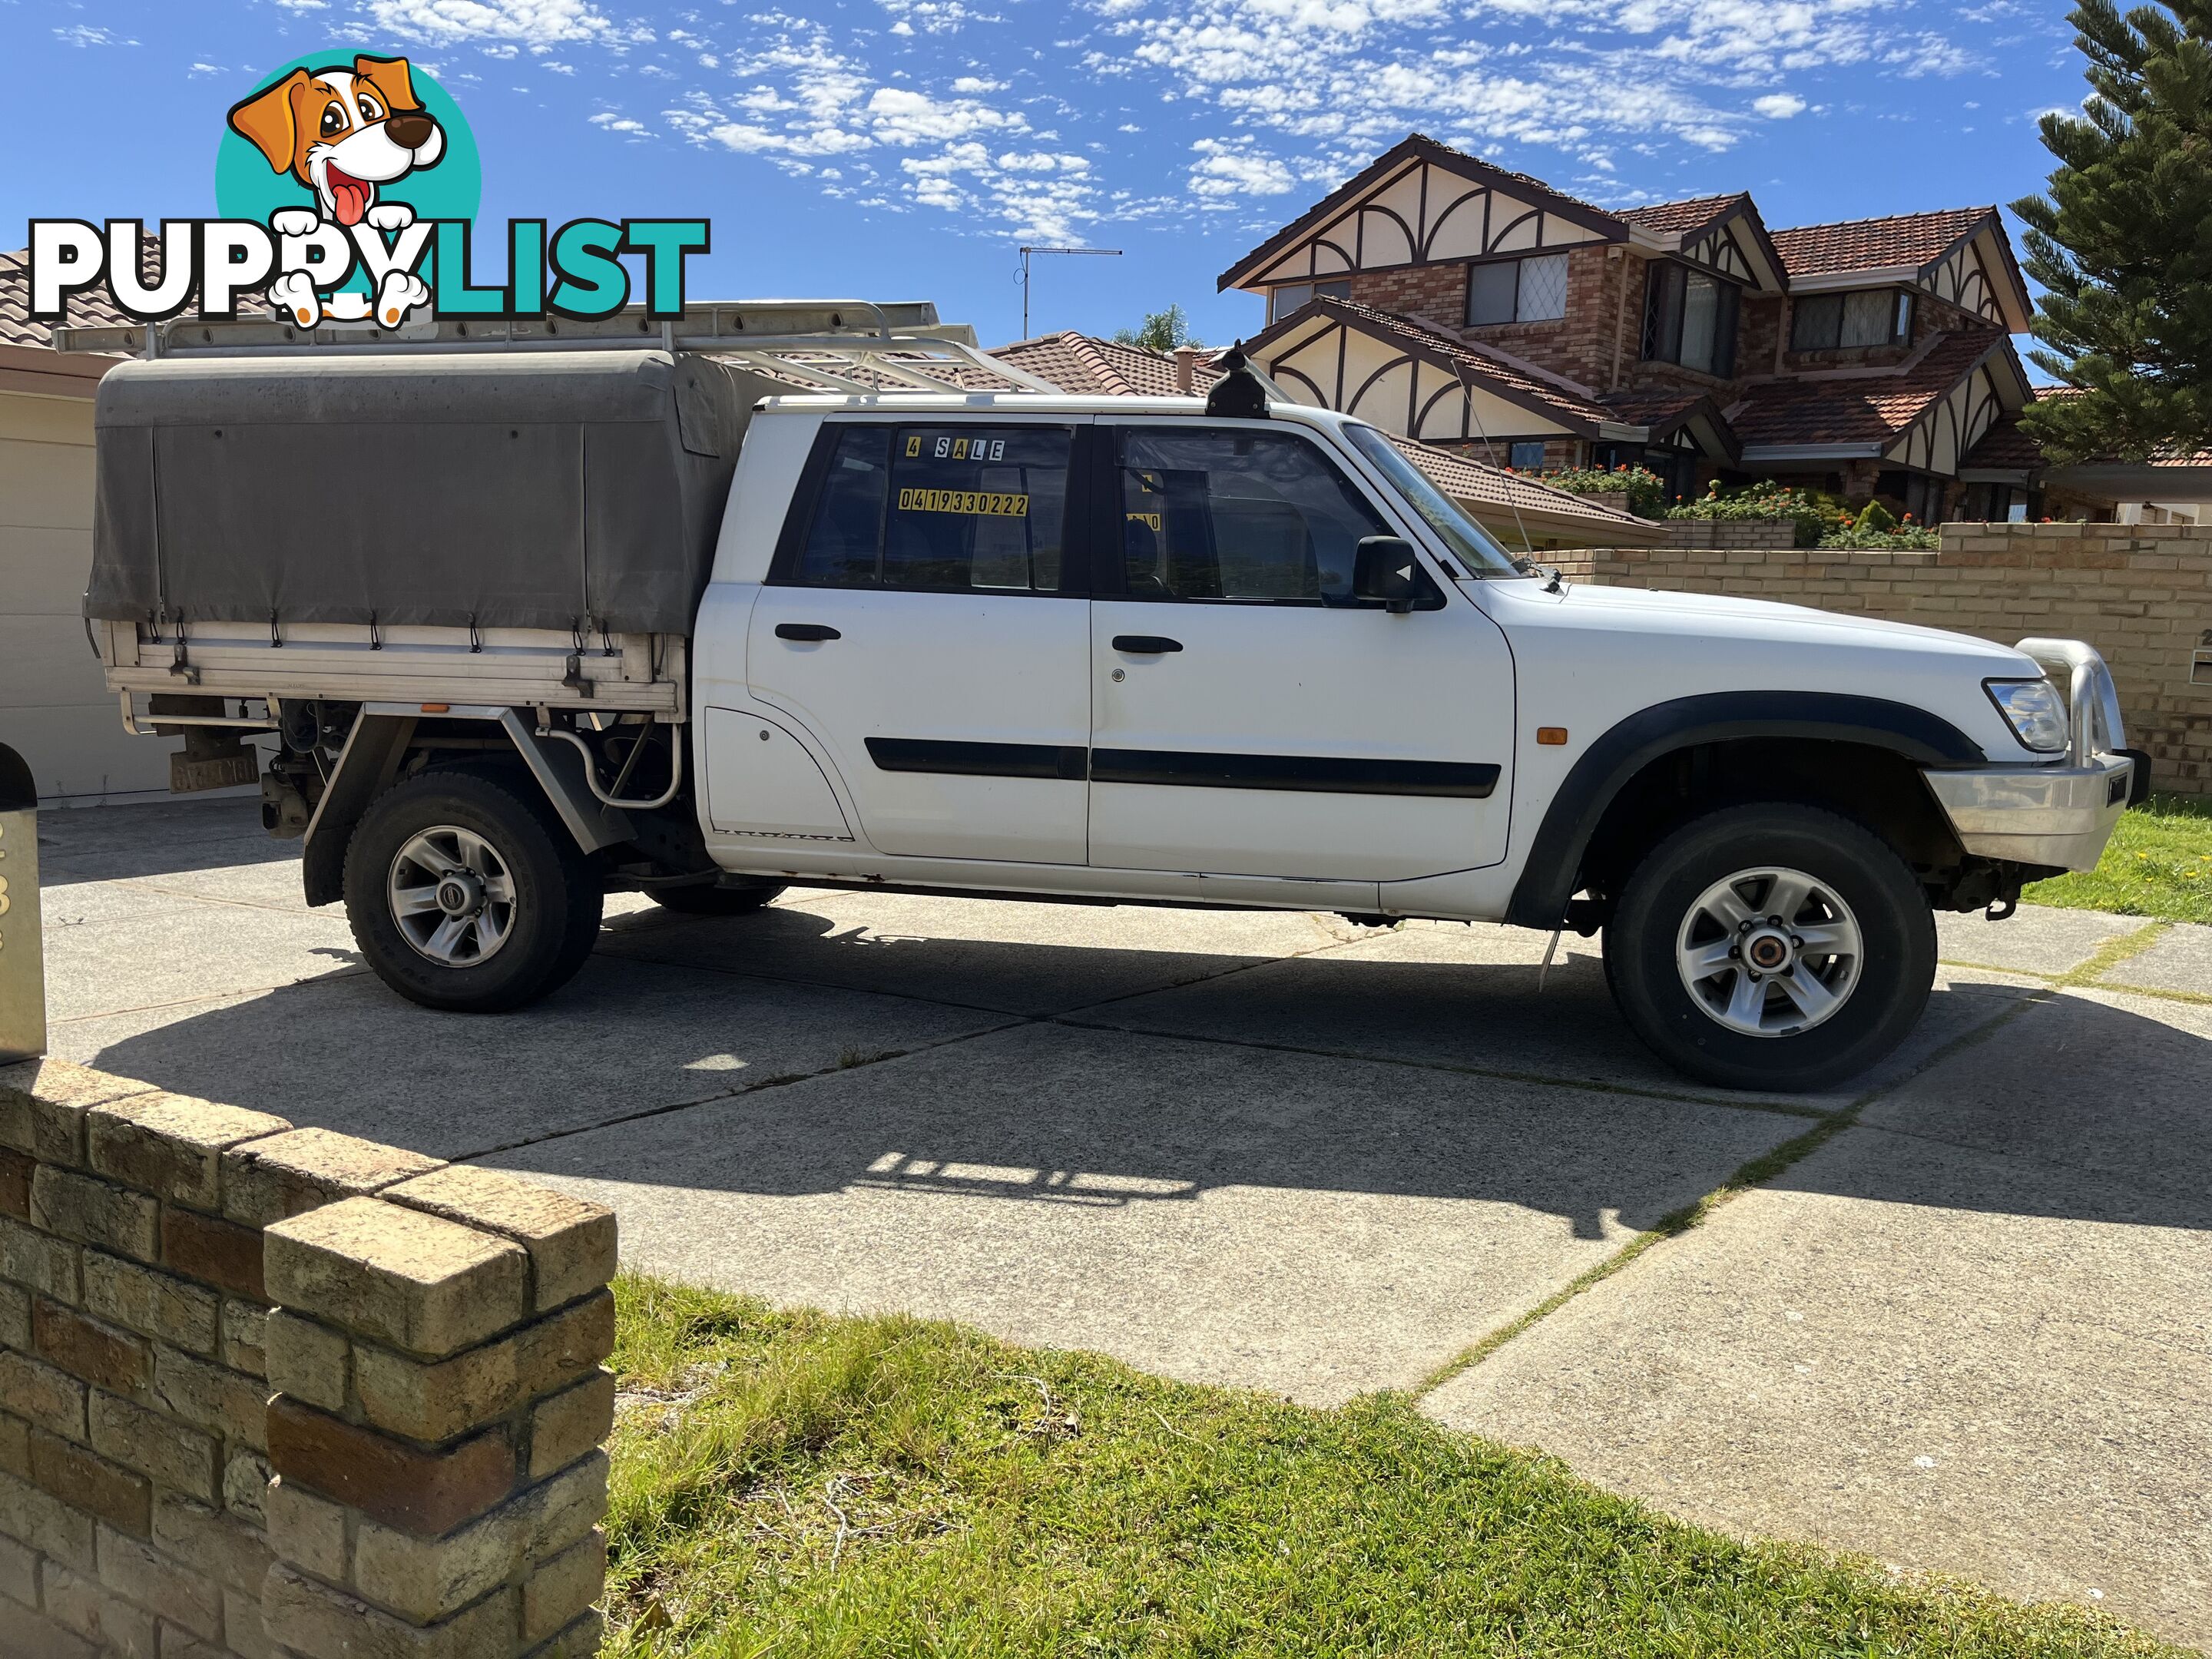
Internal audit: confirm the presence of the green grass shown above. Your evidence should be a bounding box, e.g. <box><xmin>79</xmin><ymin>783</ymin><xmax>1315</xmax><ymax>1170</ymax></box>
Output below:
<box><xmin>604</xmin><ymin>1273</ymin><xmax>2181</xmax><ymax>1658</ymax></box>
<box><xmin>2027</xmin><ymin>793</ymin><xmax>2212</xmax><ymax>926</ymax></box>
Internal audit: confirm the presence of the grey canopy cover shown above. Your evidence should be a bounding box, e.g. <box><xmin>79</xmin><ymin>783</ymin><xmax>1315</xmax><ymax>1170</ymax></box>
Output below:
<box><xmin>88</xmin><ymin>349</ymin><xmax>771</xmax><ymax>634</ymax></box>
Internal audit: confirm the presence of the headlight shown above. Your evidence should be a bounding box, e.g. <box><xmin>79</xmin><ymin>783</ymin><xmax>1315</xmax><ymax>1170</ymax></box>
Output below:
<box><xmin>1986</xmin><ymin>678</ymin><xmax>2070</xmax><ymax>753</ymax></box>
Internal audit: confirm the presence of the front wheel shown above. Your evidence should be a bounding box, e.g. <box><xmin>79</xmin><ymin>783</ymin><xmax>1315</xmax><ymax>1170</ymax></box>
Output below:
<box><xmin>344</xmin><ymin>771</ymin><xmax>603</xmax><ymax>1012</ymax></box>
<box><xmin>1604</xmin><ymin>803</ymin><xmax>1935</xmax><ymax>1092</ymax></box>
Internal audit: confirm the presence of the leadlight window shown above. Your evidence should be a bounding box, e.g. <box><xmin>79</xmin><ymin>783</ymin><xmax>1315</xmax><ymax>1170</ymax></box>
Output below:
<box><xmin>1642</xmin><ymin>263</ymin><xmax>1741</xmax><ymax>377</ymax></box>
<box><xmin>1265</xmin><ymin>280</ymin><xmax>1350</xmax><ymax>323</ymax></box>
<box><xmin>1791</xmin><ymin>290</ymin><xmax>1915</xmax><ymax>351</ymax></box>
<box><xmin>1465</xmin><ymin>253</ymin><xmax>1570</xmax><ymax>326</ymax></box>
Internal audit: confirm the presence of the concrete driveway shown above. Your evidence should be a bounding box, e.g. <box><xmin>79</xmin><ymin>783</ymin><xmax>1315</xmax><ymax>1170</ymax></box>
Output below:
<box><xmin>31</xmin><ymin>796</ymin><xmax>2212</xmax><ymax>1652</ymax></box>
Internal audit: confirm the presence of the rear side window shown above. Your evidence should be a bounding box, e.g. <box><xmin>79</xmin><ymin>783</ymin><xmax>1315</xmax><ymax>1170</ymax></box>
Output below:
<box><xmin>1118</xmin><ymin>429</ymin><xmax>1390</xmax><ymax>603</ymax></box>
<box><xmin>790</xmin><ymin>424</ymin><xmax>1074</xmax><ymax>592</ymax></box>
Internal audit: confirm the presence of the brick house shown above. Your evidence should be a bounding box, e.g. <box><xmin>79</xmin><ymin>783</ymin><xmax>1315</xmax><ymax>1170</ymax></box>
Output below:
<box><xmin>1225</xmin><ymin>133</ymin><xmax>2068</xmax><ymax>525</ymax></box>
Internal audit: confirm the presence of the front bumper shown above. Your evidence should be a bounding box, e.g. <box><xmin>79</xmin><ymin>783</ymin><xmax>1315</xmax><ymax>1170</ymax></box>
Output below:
<box><xmin>1922</xmin><ymin>638</ymin><xmax>2136</xmax><ymax>874</ymax></box>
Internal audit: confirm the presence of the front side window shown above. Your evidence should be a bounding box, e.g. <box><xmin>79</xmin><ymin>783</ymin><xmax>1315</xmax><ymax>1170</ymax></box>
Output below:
<box><xmin>1340</xmin><ymin>423</ymin><xmax>1525</xmax><ymax>577</ymax></box>
<box><xmin>1266</xmin><ymin>279</ymin><xmax>1349</xmax><ymax>323</ymax></box>
<box><xmin>1116</xmin><ymin>428</ymin><xmax>1391</xmax><ymax>603</ymax></box>
<box><xmin>1792</xmin><ymin>289</ymin><xmax>1914</xmax><ymax>351</ymax></box>
<box><xmin>1466</xmin><ymin>253</ymin><xmax>1570</xmax><ymax>326</ymax></box>
<box><xmin>1643</xmin><ymin>263</ymin><xmax>1741</xmax><ymax>377</ymax></box>
<box><xmin>792</xmin><ymin>424</ymin><xmax>1072</xmax><ymax>591</ymax></box>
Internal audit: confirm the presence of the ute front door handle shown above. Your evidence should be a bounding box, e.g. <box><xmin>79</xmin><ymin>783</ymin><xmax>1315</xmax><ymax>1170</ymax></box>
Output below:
<box><xmin>1111</xmin><ymin>634</ymin><xmax>1183</xmax><ymax>654</ymax></box>
<box><xmin>775</xmin><ymin>623</ymin><xmax>842</xmax><ymax>643</ymax></box>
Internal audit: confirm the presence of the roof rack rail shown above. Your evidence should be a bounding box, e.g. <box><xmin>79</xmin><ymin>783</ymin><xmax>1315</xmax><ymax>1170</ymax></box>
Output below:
<box><xmin>48</xmin><ymin>299</ymin><xmax>1060</xmax><ymax>395</ymax></box>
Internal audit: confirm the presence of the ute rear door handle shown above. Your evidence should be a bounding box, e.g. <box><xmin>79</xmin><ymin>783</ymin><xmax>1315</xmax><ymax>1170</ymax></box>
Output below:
<box><xmin>775</xmin><ymin>623</ymin><xmax>842</xmax><ymax>643</ymax></box>
<box><xmin>1111</xmin><ymin>634</ymin><xmax>1183</xmax><ymax>654</ymax></box>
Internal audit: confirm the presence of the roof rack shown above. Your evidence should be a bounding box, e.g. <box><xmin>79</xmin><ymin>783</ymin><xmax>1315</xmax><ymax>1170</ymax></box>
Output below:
<box><xmin>47</xmin><ymin>299</ymin><xmax>1059</xmax><ymax>395</ymax></box>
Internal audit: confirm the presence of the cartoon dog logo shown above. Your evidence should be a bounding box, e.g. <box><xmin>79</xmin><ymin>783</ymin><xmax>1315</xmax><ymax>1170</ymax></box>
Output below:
<box><xmin>227</xmin><ymin>55</ymin><xmax>444</xmax><ymax>327</ymax></box>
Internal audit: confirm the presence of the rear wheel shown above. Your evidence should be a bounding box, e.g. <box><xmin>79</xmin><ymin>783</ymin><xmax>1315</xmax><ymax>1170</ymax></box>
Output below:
<box><xmin>647</xmin><ymin>879</ymin><xmax>788</xmax><ymax>916</ymax></box>
<box><xmin>344</xmin><ymin>771</ymin><xmax>602</xmax><ymax>1012</ymax></box>
<box><xmin>1604</xmin><ymin>803</ymin><xmax>1935</xmax><ymax>1092</ymax></box>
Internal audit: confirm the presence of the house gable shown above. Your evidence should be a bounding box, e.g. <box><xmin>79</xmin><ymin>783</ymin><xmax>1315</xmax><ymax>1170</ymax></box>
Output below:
<box><xmin>1218</xmin><ymin>134</ymin><xmax>1628</xmax><ymax>294</ymax></box>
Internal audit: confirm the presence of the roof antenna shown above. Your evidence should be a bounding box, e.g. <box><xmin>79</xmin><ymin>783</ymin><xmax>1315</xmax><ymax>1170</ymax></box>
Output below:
<box><xmin>1206</xmin><ymin>342</ymin><xmax>1270</xmax><ymax>420</ymax></box>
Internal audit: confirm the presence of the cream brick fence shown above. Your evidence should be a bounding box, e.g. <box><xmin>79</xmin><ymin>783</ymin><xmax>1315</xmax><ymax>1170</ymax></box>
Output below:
<box><xmin>0</xmin><ymin>1058</ymin><xmax>617</xmax><ymax>1659</ymax></box>
<box><xmin>1557</xmin><ymin>523</ymin><xmax>2212</xmax><ymax>795</ymax></box>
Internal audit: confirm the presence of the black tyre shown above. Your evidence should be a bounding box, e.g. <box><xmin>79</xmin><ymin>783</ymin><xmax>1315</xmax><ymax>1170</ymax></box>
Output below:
<box><xmin>647</xmin><ymin>880</ymin><xmax>788</xmax><ymax>916</ymax></box>
<box><xmin>1603</xmin><ymin>803</ymin><xmax>1935</xmax><ymax>1092</ymax></box>
<box><xmin>343</xmin><ymin>771</ymin><xmax>603</xmax><ymax>1012</ymax></box>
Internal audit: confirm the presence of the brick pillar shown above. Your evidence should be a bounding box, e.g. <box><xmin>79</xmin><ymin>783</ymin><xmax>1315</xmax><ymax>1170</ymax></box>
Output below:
<box><xmin>258</xmin><ymin>1168</ymin><xmax>617</xmax><ymax>1659</ymax></box>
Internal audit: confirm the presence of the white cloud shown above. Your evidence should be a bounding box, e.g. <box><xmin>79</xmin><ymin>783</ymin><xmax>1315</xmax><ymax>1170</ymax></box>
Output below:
<box><xmin>591</xmin><ymin>111</ymin><xmax>655</xmax><ymax>134</ymax></box>
<box><xmin>366</xmin><ymin>0</ymin><xmax>613</xmax><ymax>46</ymax></box>
<box><xmin>55</xmin><ymin>25</ymin><xmax>138</xmax><ymax>45</ymax></box>
<box><xmin>1085</xmin><ymin>0</ymin><xmax>1979</xmax><ymax>190</ymax></box>
<box><xmin>1187</xmin><ymin>137</ymin><xmax>1293</xmax><ymax>197</ymax></box>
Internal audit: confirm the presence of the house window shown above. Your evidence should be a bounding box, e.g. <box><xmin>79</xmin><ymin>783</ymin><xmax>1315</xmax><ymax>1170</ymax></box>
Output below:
<box><xmin>1266</xmin><ymin>280</ymin><xmax>1349</xmax><ymax>323</ymax></box>
<box><xmin>1642</xmin><ymin>263</ymin><xmax>1740</xmax><ymax>377</ymax></box>
<box><xmin>1792</xmin><ymin>290</ymin><xmax>1914</xmax><ymax>351</ymax></box>
<box><xmin>1506</xmin><ymin>442</ymin><xmax>1548</xmax><ymax>470</ymax></box>
<box><xmin>1465</xmin><ymin>253</ymin><xmax>1571</xmax><ymax>326</ymax></box>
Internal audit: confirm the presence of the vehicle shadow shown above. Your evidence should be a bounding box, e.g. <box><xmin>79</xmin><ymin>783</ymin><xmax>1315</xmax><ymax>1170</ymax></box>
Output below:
<box><xmin>37</xmin><ymin>797</ymin><xmax>293</xmax><ymax>884</ymax></box>
<box><xmin>80</xmin><ymin>897</ymin><xmax>2212</xmax><ymax>1242</ymax></box>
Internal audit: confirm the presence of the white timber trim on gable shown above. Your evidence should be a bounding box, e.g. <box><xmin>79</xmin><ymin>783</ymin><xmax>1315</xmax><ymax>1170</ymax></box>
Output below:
<box><xmin>1921</xmin><ymin>223</ymin><xmax>2029</xmax><ymax>330</ymax></box>
<box><xmin>1887</xmin><ymin>356</ymin><xmax>2009</xmax><ymax>476</ymax></box>
<box><xmin>1632</xmin><ymin>212</ymin><xmax>1787</xmax><ymax>296</ymax></box>
<box><xmin>1250</xmin><ymin>310</ymin><xmax>1591</xmax><ymax>445</ymax></box>
<box><xmin>1230</xmin><ymin>154</ymin><xmax>1623</xmax><ymax>292</ymax></box>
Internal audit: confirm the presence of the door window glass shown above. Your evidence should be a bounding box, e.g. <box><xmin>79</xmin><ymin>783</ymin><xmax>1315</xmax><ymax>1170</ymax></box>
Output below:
<box><xmin>791</xmin><ymin>424</ymin><xmax>1072</xmax><ymax>591</ymax></box>
<box><xmin>1118</xmin><ymin>429</ymin><xmax>1391</xmax><ymax>603</ymax></box>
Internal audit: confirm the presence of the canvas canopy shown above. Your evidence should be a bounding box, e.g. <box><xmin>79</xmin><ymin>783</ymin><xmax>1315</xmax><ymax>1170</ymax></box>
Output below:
<box><xmin>88</xmin><ymin>349</ymin><xmax>769</xmax><ymax>634</ymax></box>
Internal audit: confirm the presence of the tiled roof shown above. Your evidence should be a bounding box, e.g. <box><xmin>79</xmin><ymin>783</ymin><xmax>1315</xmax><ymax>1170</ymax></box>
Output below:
<box><xmin>0</xmin><ymin>245</ymin><xmax>144</xmax><ymax>349</ymax></box>
<box><xmin>1732</xmin><ymin>329</ymin><xmax>2008</xmax><ymax>448</ymax></box>
<box><xmin>1290</xmin><ymin>296</ymin><xmax>1617</xmax><ymax>432</ymax></box>
<box><xmin>1962</xmin><ymin>409</ymin><xmax>2044</xmax><ymax>470</ymax></box>
<box><xmin>1381</xmin><ymin>435</ymin><xmax>1651</xmax><ymax>532</ymax></box>
<box><xmin>1620</xmin><ymin>194</ymin><xmax>1749</xmax><ymax>238</ymax></box>
<box><xmin>1769</xmin><ymin>207</ymin><xmax>1992</xmax><ymax>278</ymax></box>
<box><xmin>989</xmin><ymin>331</ymin><xmax>1221</xmax><ymax>396</ymax></box>
<box><xmin>1596</xmin><ymin>386</ymin><xmax>1710</xmax><ymax>430</ymax></box>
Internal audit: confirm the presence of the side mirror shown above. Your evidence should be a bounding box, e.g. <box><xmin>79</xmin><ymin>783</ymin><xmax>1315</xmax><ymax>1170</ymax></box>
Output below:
<box><xmin>1353</xmin><ymin>535</ymin><xmax>1422</xmax><ymax>614</ymax></box>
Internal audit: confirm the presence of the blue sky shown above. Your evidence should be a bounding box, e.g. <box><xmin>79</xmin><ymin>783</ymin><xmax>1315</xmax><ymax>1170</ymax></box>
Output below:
<box><xmin>5</xmin><ymin>0</ymin><xmax>2085</xmax><ymax>349</ymax></box>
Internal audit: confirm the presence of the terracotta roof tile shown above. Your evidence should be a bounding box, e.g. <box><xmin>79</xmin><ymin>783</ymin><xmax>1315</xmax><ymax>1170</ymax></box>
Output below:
<box><xmin>1769</xmin><ymin>207</ymin><xmax>1992</xmax><ymax>279</ymax></box>
<box><xmin>1381</xmin><ymin>435</ymin><xmax>1650</xmax><ymax>531</ymax></box>
<box><xmin>0</xmin><ymin>244</ymin><xmax>144</xmax><ymax>349</ymax></box>
<box><xmin>1732</xmin><ymin>329</ymin><xmax>2007</xmax><ymax>448</ymax></box>
<box><xmin>988</xmin><ymin>331</ymin><xmax>1220</xmax><ymax>396</ymax></box>
<box><xmin>1962</xmin><ymin>409</ymin><xmax>2044</xmax><ymax>470</ymax></box>
<box><xmin>1619</xmin><ymin>194</ymin><xmax>1750</xmax><ymax>238</ymax></box>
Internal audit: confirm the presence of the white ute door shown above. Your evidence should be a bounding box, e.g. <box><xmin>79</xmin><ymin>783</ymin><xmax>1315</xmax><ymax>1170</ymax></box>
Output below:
<box><xmin>1088</xmin><ymin>422</ymin><xmax>1514</xmax><ymax>882</ymax></box>
<box><xmin>746</xmin><ymin>419</ymin><xmax>1092</xmax><ymax>864</ymax></box>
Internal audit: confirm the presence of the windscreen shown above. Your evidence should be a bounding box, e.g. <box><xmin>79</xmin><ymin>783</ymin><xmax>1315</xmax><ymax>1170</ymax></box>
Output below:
<box><xmin>1340</xmin><ymin>423</ymin><xmax>1528</xmax><ymax>578</ymax></box>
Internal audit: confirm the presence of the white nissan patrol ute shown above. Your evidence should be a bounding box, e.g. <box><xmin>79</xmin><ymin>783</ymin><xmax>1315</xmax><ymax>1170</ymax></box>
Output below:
<box><xmin>71</xmin><ymin>305</ymin><xmax>2141</xmax><ymax>1092</ymax></box>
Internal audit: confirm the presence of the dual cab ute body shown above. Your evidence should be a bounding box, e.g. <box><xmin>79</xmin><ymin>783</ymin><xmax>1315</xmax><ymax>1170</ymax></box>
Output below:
<box><xmin>74</xmin><ymin>306</ymin><xmax>2140</xmax><ymax>1091</ymax></box>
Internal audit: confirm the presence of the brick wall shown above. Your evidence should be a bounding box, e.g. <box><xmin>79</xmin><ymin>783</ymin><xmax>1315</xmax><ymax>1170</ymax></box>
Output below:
<box><xmin>0</xmin><ymin>1058</ymin><xmax>617</xmax><ymax>1658</ymax></box>
<box><xmin>1567</xmin><ymin>523</ymin><xmax>2212</xmax><ymax>793</ymax></box>
<box><xmin>1346</xmin><ymin>247</ymin><xmax>1635</xmax><ymax>393</ymax></box>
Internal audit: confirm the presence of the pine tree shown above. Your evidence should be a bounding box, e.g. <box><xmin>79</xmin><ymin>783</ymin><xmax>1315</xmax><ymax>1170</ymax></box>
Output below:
<box><xmin>2013</xmin><ymin>1</ymin><xmax>2212</xmax><ymax>462</ymax></box>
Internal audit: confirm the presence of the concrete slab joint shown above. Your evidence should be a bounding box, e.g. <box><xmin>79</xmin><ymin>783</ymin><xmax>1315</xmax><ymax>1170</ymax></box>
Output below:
<box><xmin>0</xmin><ymin>1058</ymin><xmax>617</xmax><ymax>1659</ymax></box>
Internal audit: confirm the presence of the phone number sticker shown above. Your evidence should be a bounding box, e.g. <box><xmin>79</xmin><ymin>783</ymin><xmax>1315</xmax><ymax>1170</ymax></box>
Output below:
<box><xmin>897</xmin><ymin>488</ymin><xmax>1029</xmax><ymax>518</ymax></box>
